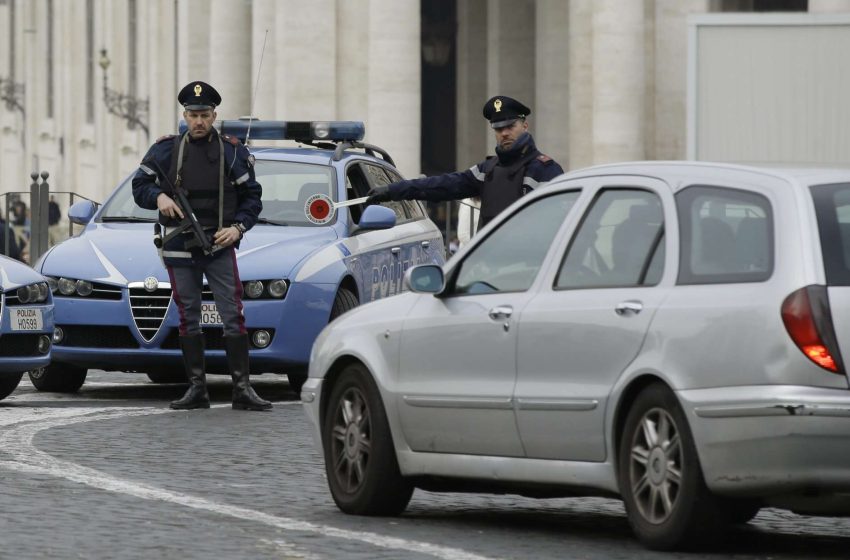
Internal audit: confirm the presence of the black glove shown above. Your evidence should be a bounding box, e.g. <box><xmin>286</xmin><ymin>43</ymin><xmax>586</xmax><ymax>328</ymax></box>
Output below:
<box><xmin>365</xmin><ymin>185</ymin><xmax>391</xmax><ymax>205</ymax></box>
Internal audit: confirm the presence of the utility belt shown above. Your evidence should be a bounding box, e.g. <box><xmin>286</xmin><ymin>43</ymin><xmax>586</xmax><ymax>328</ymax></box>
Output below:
<box><xmin>153</xmin><ymin>223</ymin><xmax>224</xmax><ymax>256</ymax></box>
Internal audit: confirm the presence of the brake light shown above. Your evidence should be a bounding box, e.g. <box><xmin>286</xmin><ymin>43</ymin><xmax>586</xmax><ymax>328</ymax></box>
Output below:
<box><xmin>781</xmin><ymin>285</ymin><xmax>844</xmax><ymax>374</ymax></box>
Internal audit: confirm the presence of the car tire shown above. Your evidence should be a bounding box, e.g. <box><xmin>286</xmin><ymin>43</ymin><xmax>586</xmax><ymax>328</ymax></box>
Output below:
<box><xmin>322</xmin><ymin>362</ymin><xmax>413</xmax><ymax>516</ymax></box>
<box><xmin>28</xmin><ymin>363</ymin><xmax>88</xmax><ymax>393</ymax></box>
<box><xmin>0</xmin><ymin>372</ymin><xmax>24</xmax><ymax>400</ymax></box>
<box><xmin>146</xmin><ymin>370</ymin><xmax>188</xmax><ymax>384</ymax></box>
<box><xmin>330</xmin><ymin>287</ymin><xmax>359</xmax><ymax>321</ymax></box>
<box><xmin>618</xmin><ymin>383</ymin><xmax>728</xmax><ymax>551</ymax></box>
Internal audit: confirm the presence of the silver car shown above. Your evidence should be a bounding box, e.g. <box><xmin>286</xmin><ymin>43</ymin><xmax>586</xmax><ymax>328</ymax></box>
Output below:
<box><xmin>302</xmin><ymin>161</ymin><xmax>850</xmax><ymax>550</ymax></box>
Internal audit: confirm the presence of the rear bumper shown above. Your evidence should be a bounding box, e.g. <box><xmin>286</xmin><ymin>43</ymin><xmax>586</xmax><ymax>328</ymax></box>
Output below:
<box><xmin>679</xmin><ymin>385</ymin><xmax>850</xmax><ymax>504</ymax></box>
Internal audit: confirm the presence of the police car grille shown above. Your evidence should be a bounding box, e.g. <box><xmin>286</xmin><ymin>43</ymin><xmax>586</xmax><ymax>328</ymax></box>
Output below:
<box><xmin>129</xmin><ymin>287</ymin><xmax>172</xmax><ymax>342</ymax></box>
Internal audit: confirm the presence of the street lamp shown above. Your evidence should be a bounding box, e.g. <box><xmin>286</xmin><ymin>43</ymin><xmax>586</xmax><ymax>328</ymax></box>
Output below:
<box><xmin>99</xmin><ymin>48</ymin><xmax>149</xmax><ymax>137</ymax></box>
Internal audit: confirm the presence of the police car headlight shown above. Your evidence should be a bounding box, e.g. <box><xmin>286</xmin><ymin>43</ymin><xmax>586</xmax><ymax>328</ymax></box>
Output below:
<box><xmin>36</xmin><ymin>282</ymin><xmax>49</xmax><ymax>302</ymax></box>
<box><xmin>58</xmin><ymin>277</ymin><xmax>76</xmax><ymax>296</ymax></box>
<box><xmin>268</xmin><ymin>279</ymin><xmax>288</xmax><ymax>298</ymax></box>
<box><xmin>16</xmin><ymin>285</ymin><xmax>33</xmax><ymax>304</ymax></box>
<box><xmin>76</xmin><ymin>280</ymin><xmax>93</xmax><ymax>297</ymax></box>
<box><xmin>46</xmin><ymin>277</ymin><xmax>59</xmax><ymax>293</ymax></box>
<box><xmin>244</xmin><ymin>280</ymin><xmax>264</xmax><ymax>299</ymax></box>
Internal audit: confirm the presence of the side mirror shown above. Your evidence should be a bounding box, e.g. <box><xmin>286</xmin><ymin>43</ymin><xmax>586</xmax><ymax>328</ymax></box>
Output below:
<box><xmin>357</xmin><ymin>204</ymin><xmax>396</xmax><ymax>230</ymax></box>
<box><xmin>67</xmin><ymin>200</ymin><xmax>98</xmax><ymax>225</ymax></box>
<box><xmin>403</xmin><ymin>264</ymin><xmax>444</xmax><ymax>294</ymax></box>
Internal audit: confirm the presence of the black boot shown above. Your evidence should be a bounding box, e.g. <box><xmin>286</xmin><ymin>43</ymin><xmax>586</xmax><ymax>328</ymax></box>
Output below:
<box><xmin>225</xmin><ymin>334</ymin><xmax>272</xmax><ymax>411</ymax></box>
<box><xmin>170</xmin><ymin>333</ymin><xmax>210</xmax><ymax>410</ymax></box>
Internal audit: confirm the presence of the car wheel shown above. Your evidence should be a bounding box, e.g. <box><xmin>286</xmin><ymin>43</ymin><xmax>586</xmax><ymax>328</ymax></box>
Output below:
<box><xmin>146</xmin><ymin>370</ymin><xmax>188</xmax><ymax>384</ymax></box>
<box><xmin>330</xmin><ymin>287</ymin><xmax>359</xmax><ymax>321</ymax></box>
<box><xmin>28</xmin><ymin>363</ymin><xmax>88</xmax><ymax>393</ymax></box>
<box><xmin>0</xmin><ymin>372</ymin><xmax>24</xmax><ymax>400</ymax></box>
<box><xmin>618</xmin><ymin>383</ymin><xmax>727</xmax><ymax>550</ymax></box>
<box><xmin>322</xmin><ymin>362</ymin><xmax>413</xmax><ymax>516</ymax></box>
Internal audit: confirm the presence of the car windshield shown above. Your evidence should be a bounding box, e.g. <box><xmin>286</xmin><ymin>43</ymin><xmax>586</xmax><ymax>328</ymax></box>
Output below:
<box><xmin>99</xmin><ymin>160</ymin><xmax>334</xmax><ymax>227</ymax></box>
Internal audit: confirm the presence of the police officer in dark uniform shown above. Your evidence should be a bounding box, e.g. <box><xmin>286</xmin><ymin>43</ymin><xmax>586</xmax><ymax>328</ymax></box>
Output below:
<box><xmin>132</xmin><ymin>81</ymin><xmax>271</xmax><ymax>411</ymax></box>
<box><xmin>366</xmin><ymin>95</ymin><xmax>564</xmax><ymax>230</ymax></box>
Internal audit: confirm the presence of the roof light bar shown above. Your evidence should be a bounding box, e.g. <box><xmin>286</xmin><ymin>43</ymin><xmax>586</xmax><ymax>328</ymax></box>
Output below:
<box><xmin>177</xmin><ymin>119</ymin><xmax>365</xmax><ymax>143</ymax></box>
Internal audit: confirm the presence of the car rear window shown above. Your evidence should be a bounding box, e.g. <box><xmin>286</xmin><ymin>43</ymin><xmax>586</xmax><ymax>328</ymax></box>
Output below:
<box><xmin>676</xmin><ymin>185</ymin><xmax>773</xmax><ymax>285</ymax></box>
<box><xmin>811</xmin><ymin>182</ymin><xmax>850</xmax><ymax>286</ymax></box>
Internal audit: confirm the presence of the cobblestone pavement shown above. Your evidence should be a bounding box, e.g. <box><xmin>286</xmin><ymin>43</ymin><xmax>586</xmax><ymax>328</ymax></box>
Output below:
<box><xmin>0</xmin><ymin>370</ymin><xmax>849</xmax><ymax>559</ymax></box>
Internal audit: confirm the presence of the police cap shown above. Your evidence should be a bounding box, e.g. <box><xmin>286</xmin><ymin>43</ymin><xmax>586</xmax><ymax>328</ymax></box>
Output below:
<box><xmin>482</xmin><ymin>95</ymin><xmax>531</xmax><ymax>128</ymax></box>
<box><xmin>178</xmin><ymin>81</ymin><xmax>221</xmax><ymax>110</ymax></box>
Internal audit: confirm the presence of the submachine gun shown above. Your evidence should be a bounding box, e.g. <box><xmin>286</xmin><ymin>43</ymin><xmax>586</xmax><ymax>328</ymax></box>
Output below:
<box><xmin>148</xmin><ymin>160</ymin><xmax>219</xmax><ymax>256</ymax></box>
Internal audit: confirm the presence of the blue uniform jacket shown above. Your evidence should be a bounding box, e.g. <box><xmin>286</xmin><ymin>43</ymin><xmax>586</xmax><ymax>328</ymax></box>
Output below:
<box><xmin>132</xmin><ymin>131</ymin><xmax>263</xmax><ymax>265</ymax></box>
<box><xmin>385</xmin><ymin>133</ymin><xmax>564</xmax><ymax>203</ymax></box>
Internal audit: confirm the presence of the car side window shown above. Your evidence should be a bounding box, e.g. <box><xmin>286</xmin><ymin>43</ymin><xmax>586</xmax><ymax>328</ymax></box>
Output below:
<box><xmin>362</xmin><ymin>164</ymin><xmax>407</xmax><ymax>224</ymax></box>
<box><xmin>556</xmin><ymin>189</ymin><xmax>664</xmax><ymax>289</ymax></box>
<box><xmin>384</xmin><ymin>169</ymin><xmax>425</xmax><ymax>220</ymax></box>
<box><xmin>448</xmin><ymin>191</ymin><xmax>580</xmax><ymax>295</ymax></box>
<box><xmin>676</xmin><ymin>185</ymin><xmax>773</xmax><ymax>284</ymax></box>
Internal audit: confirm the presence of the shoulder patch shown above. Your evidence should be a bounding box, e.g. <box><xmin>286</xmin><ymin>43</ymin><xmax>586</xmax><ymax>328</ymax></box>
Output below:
<box><xmin>536</xmin><ymin>154</ymin><xmax>553</xmax><ymax>164</ymax></box>
<box><xmin>222</xmin><ymin>134</ymin><xmax>241</xmax><ymax>146</ymax></box>
<box><xmin>155</xmin><ymin>134</ymin><xmax>175</xmax><ymax>144</ymax></box>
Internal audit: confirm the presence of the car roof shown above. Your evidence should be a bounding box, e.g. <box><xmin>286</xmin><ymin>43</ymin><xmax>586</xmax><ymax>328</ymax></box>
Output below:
<box><xmin>559</xmin><ymin>160</ymin><xmax>850</xmax><ymax>189</ymax></box>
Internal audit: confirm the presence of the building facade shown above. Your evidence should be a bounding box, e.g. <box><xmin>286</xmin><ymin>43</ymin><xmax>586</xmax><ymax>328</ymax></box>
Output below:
<box><xmin>1</xmin><ymin>0</ymin><xmax>848</xmax><ymax>217</ymax></box>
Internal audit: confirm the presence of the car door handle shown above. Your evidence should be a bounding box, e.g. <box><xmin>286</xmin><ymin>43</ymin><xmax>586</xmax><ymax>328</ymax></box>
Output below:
<box><xmin>615</xmin><ymin>300</ymin><xmax>643</xmax><ymax>316</ymax></box>
<box><xmin>391</xmin><ymin>247</ymin><xmax>401</xmax><ymax>255</ymax></box>
<box><xmin>421</xmin><ymin>240</ymin><xmax>431</xmax><ymax>249</ymax></box>
<box><xmin>488</xmin><ymin>305</ymin><xmax>513</xmax><ymax>320</ymax></box>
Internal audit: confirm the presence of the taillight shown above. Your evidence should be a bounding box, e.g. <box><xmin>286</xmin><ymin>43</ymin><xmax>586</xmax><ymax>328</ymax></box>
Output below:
<box><xmin>781</xmin><ymin>285</ymin><xmax>845</xmax><ymax>374</ymax></box>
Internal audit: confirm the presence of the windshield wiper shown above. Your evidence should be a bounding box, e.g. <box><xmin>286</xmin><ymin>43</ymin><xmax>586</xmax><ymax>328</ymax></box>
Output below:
<box><xmin>100</xmin><ymin>216</ymin><xmax>158</xmax><ymax>223</ymax></box>
<box><xmin>256</xmin><ymin>217</ymin><xmax>289</xmax><ymax>226</ymax></box>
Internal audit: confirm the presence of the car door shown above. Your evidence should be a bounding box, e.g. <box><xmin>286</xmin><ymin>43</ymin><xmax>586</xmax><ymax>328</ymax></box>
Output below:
<box><xmin>396</xmin><ymin>190</ymin><xmax>581</xmax><ymax>457</ymax></box>
<box><xmin>514</xmin><ymin>178</ymin><xmax>675</xmax><ymax>462</ymax></box>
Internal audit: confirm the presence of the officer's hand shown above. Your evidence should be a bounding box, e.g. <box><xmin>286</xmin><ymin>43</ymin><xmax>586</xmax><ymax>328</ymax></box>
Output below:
<box><xmin>365</xmin><ymin>185</ymin><xmax>391</xmax><ymax>205</ymax></box>
<box><xmin>213</xmin><ymin>226</ymin><xmax>241</xmax><ymax>248</ymax></box>
<box><xmin>156</xmin><ymin>193</ymin><xmax>184</xmax><ymax>220</ymax></box>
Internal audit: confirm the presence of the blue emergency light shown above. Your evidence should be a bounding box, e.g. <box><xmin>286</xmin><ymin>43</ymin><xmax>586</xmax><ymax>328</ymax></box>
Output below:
<box><xmin>177</xmin><ymin>119</ymin><xmax>365</xmax><ymax>143</ymax></box>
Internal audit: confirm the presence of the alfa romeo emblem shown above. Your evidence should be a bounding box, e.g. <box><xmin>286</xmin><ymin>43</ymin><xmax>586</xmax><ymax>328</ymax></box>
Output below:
<box><xmin>143</xmin><ymin>276</ymin><xmax>159</xmax><ymax>292</ymax></box>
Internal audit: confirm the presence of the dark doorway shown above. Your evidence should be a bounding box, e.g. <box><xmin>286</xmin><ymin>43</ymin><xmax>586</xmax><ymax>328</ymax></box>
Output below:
<box><xmin>420</xmin><ymin>1</ymin><xmax>457</xmax><ymax>245</ymax></box>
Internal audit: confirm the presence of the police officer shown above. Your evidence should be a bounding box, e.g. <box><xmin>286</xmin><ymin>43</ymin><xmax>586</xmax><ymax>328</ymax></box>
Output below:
<box><xmin>366</xmin><ymin>95</ymin><xmax>564</xmax><ymax>230</ymax></box>
<box><xmin>132</xmin><ymin>81</ymin><xmax>271</xmax><ymax>411</ymax></box>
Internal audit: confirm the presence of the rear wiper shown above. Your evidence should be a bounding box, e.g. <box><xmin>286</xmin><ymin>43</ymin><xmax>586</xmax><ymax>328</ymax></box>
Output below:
<box><xmin>256</xmin><ymin>217</ymin><xmax>289</xmax><ymax>226</ymax></box>
<box><xmin>100</xmin><ymin>216</ymin><xmax>158</xmax><ymax>223</ymax></box>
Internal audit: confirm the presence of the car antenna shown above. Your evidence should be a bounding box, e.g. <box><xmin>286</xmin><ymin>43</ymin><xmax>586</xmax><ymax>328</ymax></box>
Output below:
<box><xmin>229</xmin><ymin>28</ymin><xmax>268</xmax><ymax>174</ymax></box>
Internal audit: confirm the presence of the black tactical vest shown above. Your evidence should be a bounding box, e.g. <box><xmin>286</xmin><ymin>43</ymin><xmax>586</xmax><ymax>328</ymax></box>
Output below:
<box><xmin>478</xmin><ymin>149</ymin><xmax>540</xmax><ymax>228</ymax></box>
<box><xmin>164</xmin><ymin>133</ymin><xmax>238</xmax><ymax>229</ymax></box>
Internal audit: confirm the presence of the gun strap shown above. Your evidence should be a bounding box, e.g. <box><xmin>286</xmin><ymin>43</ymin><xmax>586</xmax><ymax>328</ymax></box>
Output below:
<box><xmin>175</xmin><ymin>131</ymin><xmax>226</xmax><ymax>232</ymax></box>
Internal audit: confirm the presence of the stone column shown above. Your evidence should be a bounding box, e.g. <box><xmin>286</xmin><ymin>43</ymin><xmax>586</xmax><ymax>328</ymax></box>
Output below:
<box><xmin>486</xmin><ymin>0</ymin><xmax>535</xmax><ymax>152</ymax></box>
<box><xmin>251</xmin><ymin>0</ymin><xmax>278</xmax><ymax>121</ymax></box>
<box><xmin>367</xmin><ymin>0</ymin><xmax>420</xmax><ymax>176</ymax></box>
<box><xmin>209</xmin><ymin>0</ymin><xmax>252</xmax><ymax>119</ymax></box>
<box><xmin>653</xmin><ymin>0</ymin><xmax>711</xmax><ymax>161</ymax></box>
<box><xmin>337</xmin><ymin>0</ymin><xmax>369</xmax><ymax>121</ymax></box>
<box><xmin>177</xmin><ymin>0</ymin><xmax>211</xmax><ymax>91</ymax></box>
<box><xmin>456</xmin><ymin>0</ymin><xmax>488</xmax><ymax>168</ymax></box>
<box><xmin>568</xmin><ymin>0</ymin><xmax>593</xmax><ymax>169</ymax></box>
<box><xmin>535</xmin><ymin>0</ymin><xmax>570</xmax><ymax>168</ymax></box>
<box><xmin>591</xmin><ymin>0</ymin><xmax>645</xmax><ymax>164</ymax></box>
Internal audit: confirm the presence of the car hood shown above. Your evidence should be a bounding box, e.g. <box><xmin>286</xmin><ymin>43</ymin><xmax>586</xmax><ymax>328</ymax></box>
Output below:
<box><xmin>38</xmin><ymin>223</ymin><xmax>339</xmax><ymax>283</ymax></box>
<box><xmin>0</xmin><ymin>254</ymin><xmax>47</xmax><ymax>290</ymax></box>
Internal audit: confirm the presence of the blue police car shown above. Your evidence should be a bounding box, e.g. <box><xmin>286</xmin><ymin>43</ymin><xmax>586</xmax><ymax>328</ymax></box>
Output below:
<box><xmin>31</xmin><ymin>121</ymin><xmax>445</xmax><ymax>394</ymax></box>
<box><xmin>0</xmin><ymin>254</ymin><xmax>53</xmax><ymax>399</ymax></box>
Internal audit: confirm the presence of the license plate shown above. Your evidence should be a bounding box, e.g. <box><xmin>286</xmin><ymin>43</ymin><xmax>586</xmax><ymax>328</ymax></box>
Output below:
<box><xmin>201</xmin><ymin>303</ymin><xmax>223</xmax><ymax>326</ymax></box>
<box><xmin>11</xmin><ymin>308</ymin><xmax>44</xmax><ymax>331</ymax></box>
